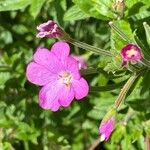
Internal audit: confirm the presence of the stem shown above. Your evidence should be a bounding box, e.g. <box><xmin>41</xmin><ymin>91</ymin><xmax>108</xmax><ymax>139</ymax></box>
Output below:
<box><xmin>140</xmin><ymin>58</ymin><xmax>150</xmax><ymax>68</ymax></box>
<box><xmin>88</xmin><ymin>137</ymin><xmax>101</xmax><ymax>150</ymax></box>
<box><xmin>23</xmin><ymin>141</ymin><xmax>29</xmax><ymax>150</ymax></box>
<box><xmin>114</xmin><ymin>71</ymin><xmax>142</xmax><ymax>109</ymax></box>
<box><xmin>68</xmin><ymin>38</ymin><xmax>113</xmax><ymax>57</ymax></box>
<box><xmin>109</xmin><ymin>21</ymin><xmax>133</xmax><ymax>43</ymax></box>
<box><xmin>146</xmin><ymin>134</ymin><xmax>150</xmax><ymax>150</ymax></box>
<box><xmin>122</xmin><ymin>108</ymin><xmax>135</xmax><ymax>125</ymax></box>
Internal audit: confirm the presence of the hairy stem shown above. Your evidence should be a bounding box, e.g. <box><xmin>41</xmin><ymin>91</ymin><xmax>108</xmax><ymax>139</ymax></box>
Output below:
<box><xmin>68</xmin><ymin>38</ymin><xmax>113</xmax><ymax>57</ymax></box>
<box><xmin>114</xmin><ymin>70</ymin><xmax>143</xmax><ymax>109</ymax></box>
<box><xmin>88</xmin><ymin>137</ymin><xmax>101</xmax><ymax>150</ymax></box>
<box><xmin>146</xmin><ymin>134</ymin><xmax>150</xmax><ymax>150</ymax></box>
<box><xmin>140</xmin><ymin>58</ymin><xmax>150</xmax><ymax>68</ymax></box>
<box><xmin>23</xmin><ymin>141</ymin><xmax>29</xmax><ymax>150</ymax></box>
<box><xmin>109</xmin><ymin>21</ymin><xmax>132</xmax><ymax>43</ymax></box>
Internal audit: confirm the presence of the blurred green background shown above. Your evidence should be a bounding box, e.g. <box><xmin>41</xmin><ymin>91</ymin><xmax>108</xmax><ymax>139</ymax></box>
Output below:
<box><xmin>0</xmin><ymin>0</ymin><xmax>150</xmax><ymax>150</ymax></box>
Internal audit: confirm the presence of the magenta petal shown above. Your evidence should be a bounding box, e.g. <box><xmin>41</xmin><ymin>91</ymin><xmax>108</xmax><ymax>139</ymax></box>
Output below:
<box><xmin>51</xmin><ymin>42</ymin><xmax>70</xmax><ymax>60</ymax></box>
<box><xmin>71</xmin><ymin>55</ymin><xmax>88</xmax><ymax>69</ymax></box>
<box><xmin>39</xmin><ymin>81</ymin><xmax>63</xmax><ymax>111</ymax></box>
<box><xmin>33</xmin><ymin>47</ymin><xmax>64</xmax><ymax>74</ymax></box>
<box><xmin>72</xmin><ymin>78</ymin><xmax>89</xmax><ymax>100</ymax></box>
<box><xmin>33</xmin><ymin>47</ymin><xmax>51</xmax><ymax>64</ymax></box>
<box><xmin>64</xmin><ymin>56</ymin><xmax>81</xmax><ymax>79</ymax></box>
<box><xmin>47</xmin><ymin>98</ymin><xmax>60</xmax><ymax>112</ymax></box>
<box><xmin>37</xmin><ymin>20</ymin><xmax>54</xmax><ymax>31</ymax></box>
<box><xmin>121</xmin><ymin>44</ymin><xmax>142</xmax><ymax>63</ymax></box>
<box><xmin>36</xmin><ymin>20</ymin><xmax>61</xmax><ymax>38</ymax></box>
<box><xmin>99</xmin><ymin>118</ymin><xmax>114</xmax><ymax>141</ymax></box>
<box><xmin>36</xmin><ymin>32</ymin><xmax>46</xmax><ymax>38</ymax></box>
<box><xmin>26</xmin><ymin>62</ymin><xmax>56</xmax><ymax>86</ymax></box>
<box><xmin>58</xmin><ymin>86</ymin><xmax>74</xmax><ymax>107</ymax></box>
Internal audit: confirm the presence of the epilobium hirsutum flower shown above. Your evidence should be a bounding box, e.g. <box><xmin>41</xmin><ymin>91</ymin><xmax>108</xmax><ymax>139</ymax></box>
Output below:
<box><xmin>36</xmin><ymin>20</ymin><xmax>64</xmax><ymax>38</ymax></box>
<box><xmin>26</xmin><ymin>42</ymin><xmax>89</xmax><ymax>111</ymax></box>
<box><xmin>121</xmin><ymin>44</ymin><xmax>142</xmax><ymax>66</ymax></box>
<box><xmin>71</xmin><ymin>55</ymin><xmax>87</xmax><ymax>70</ymax></box>
<box><xmin>99</xmin><ymin>108</ymin><xmax>116</xmax><ymax>141</ymax></box>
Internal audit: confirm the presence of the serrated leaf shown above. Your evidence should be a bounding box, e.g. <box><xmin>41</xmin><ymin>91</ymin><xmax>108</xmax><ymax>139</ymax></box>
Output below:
<box><xmin>73</xmin><ymin>0</ymin><xmax>114</xmax><ymax>20</ymax></box>
<box><xmin>30</xmin><ymin>0</ymin><xmax>47</xmax><ymax>19</ymax></box>
<box><xmin>134</xmin><ymin>33</ymin><xmax>150</xmax><ymax>60</ymax></box>
<box><xmin>127</xmin><ymin>99</ymin><xmax>150</xmax><ymax>112</ymax></box>
<box><xmin>64</xmin><ymin>5</ymin><xmax>89</xmax><ymax>21</ymax></box>
<box><xmin>126</xmin><ymin>0</ymin><xmax>150</xmax><ymax>8</ymax></box>
<box><xmin>140</xmin><ymin>70</ymin><xmax>150</xmax><ymax>95</ymax></box>
<box><xmin>15</xmin><ymin>122</ymin><xmax>40</xmax><ymax>144</ymax></box>
<box><xmin>131</xmin><ymin>127</ymin><xmax>143</xmax><ymax>142</ymax></box>
<box><xmin>0</xmin><ymin>0</ymin><xmax>31</xmax><ymax>11</ymax></box>
<box><xmin>128</xmin><ymin>5</ymin><xmax>150</xmax><ymax>20</ymax></box>
<box><xmin>143</xmin><ymin>22</ymin><xmax>150</xmax><ymax>47</ymax></box>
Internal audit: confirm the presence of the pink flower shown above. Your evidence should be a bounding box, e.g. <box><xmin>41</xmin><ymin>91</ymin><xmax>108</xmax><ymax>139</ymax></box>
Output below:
<box><xmin>36</xmin><ymin>20</ymin><xmax>63</xmax><ymax>38</ymax></box>
<box><xmin>26</xmin><ymin>42</ymin><xmax>89</xmax><ymax>111</ymax></box>
<box><xmin>71</xmin><ymin>55</ymin><xmax>87</xmax><ymax>70</ymax></box>
<box><xmin>99</xmin><ymin>117</ymin><xmax>115</xmax><ymax>141</ymax></box>
<box><xmin>121</xmin><ymin>44</ymin><xmax>142</xmax><ymax>66</ymax></box>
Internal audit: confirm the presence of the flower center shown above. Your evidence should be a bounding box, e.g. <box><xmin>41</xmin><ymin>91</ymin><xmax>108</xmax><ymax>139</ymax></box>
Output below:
<box><xmin>59</xmin><ymin>72</ymin><xmax>72</xmax><ymax>86</ymax></box>
<box><xmin>126</xmin><ymin>48</ymin><xmax>138</xmax><ymax>58</ymax></box>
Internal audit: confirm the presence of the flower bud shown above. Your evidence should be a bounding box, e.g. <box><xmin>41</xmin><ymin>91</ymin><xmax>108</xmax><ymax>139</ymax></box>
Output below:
<box><xmin>120</xmin><ymin>44</ymin><xmax>142</xmax><ymax>66</ymax></box>
<box><xmin>99</xmin><ymin>108</ymin><xmax>117</xmax><ymax>141</ymax></box>
<box><xmin>113</xmin><ymin>0</ymin><xmax>125</xmax><ymax>18</ymax></box>
<box><xmin>36</xmin><ymin>20</ymin><xmax>70</xmax><ymax>40</ymax></box>
<box><xmin>71</xmin><ymin>55</ymin><xmax>87</xmax><ymax>70</ymax></box>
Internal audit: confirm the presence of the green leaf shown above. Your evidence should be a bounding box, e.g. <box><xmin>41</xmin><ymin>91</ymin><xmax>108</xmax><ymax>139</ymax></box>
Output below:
<box><xmin>126</xmin><ymin>0</ymin><xmax>150</xmax><ymax>9</ymax></box>
<box><xmin>131</xmin><ymin>127</ymin><xmax>143</xmax><ymax>142</ymax></box>
<box><xmin>143</xmin><ymin>22</ymin><xmax>150</xmax><ymax>47</ymax></box>
<box><xmin>110</xmin><ymin>20</ymin><xmax>133</xmax><ymax>51</ymax></box>
<box><xmin>60</xmin><ymin>0</ymin><xmax>67</xmax><ymax>11</ymax></box>
<box><xmin>140</xmin><ymin>70</ymin><xmax>150</xmax><ymax>95</ymax></box>
<box><xmin>90</xmin><ymin>80</ymin><xmax>126</xmax><ymax>92</ymax></box>
<box><xmin>134</xmin><ymin>32</ymin><xmax>150</xmax><ymax>60</ymax></box>
<box><xmin>88</xmin><ymin>95</ymin><xmax>115</xmax><ymax>120</ymax></box>
<box><xmin>15</xmin><ymin>122</ymin><xmax>40</xmax><ymax>144</ymax></box>
<box><xmin>0</xmin><ymin>0</ymin><xmax>31</xmax><ymax>11</ymax></box>
<box><xmin>128</xmin><ymin>5</ymin><xmax>150</xmax><ymax>20</ymax></box>
<box><xmin>30</xmin><ymin>0</ymin><xmax>47</xmax><ymax>19</ymax></box>
<box><xmin>127</xmin><ymin>99</ymin><xmax>150</xmax><ymax>112</ymax></box>
<box><xmin>64</xmin><ymin>5</ymin><xmax>89</xmax><ymax>21</ymax></box>
<box><xmin>125</xmin><ymin>0</ymin><xmax>150</xmax><ymax>20</ymax></box>
<box><xmin>73</xmin><ymin>0</ymin><xmax>114</xmax><ymax>20</ymax></box>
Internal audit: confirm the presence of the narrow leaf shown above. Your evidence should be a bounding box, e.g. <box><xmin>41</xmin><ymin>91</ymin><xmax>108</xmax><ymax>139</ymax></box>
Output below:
<box><xmin>0</xmin><ymin>0</ymin><xmax>31</xmax><ymax>11</ymax></box>
<box><xmin>64</xmin><ymin>5</ymin><xmax>89</xmax><ymax>21</ymax></box>
<box><xmin>30</xmin><ymin>0</ymin><xmax>47</xmax><ymax>19</ymax></box>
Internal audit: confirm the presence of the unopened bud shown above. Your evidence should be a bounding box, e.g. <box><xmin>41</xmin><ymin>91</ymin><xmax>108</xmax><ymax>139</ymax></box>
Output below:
<box><xmin>113</xmin><ymin>0</ymin><xmax>125</xmax><ymax>18</ymax></box>
<box><xmin>99</xmin><ymin>108</ymin><xmax>117</xmax><ymax>141</ymax></box>
<box><xmin>36</xmin><ymin>20</ymin><xmax>70</xmax><ymax>40</ymax></box>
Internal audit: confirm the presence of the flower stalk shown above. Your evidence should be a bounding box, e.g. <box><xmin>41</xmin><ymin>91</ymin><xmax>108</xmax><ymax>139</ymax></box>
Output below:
<box><xmin>68</xmin><ymin>38</ymin><xmax>113</xmax><ymax>57</ymax></box>
<box><xmin>109</xmin><ymin>21</ymin><xmax>132</xmax><ymax>43</ymax></box>
<box><xmin>114</xmin><ymin>70</ymin><xmax>143</xmax><ymax>109</ymax></box>
<box><xmin>140</xmin><ymin>57</ymin><xmax>150</xmax><ymax>68</ymax></box>
<box><xmin>99</xmin><ymin>108</ymin><xmax>117</xmax><ymax>141</ymax></box>
<box><xmin>109</xmin><ymin>21</ymin><xmax>150</xmax><ymax>68</ymax></box>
